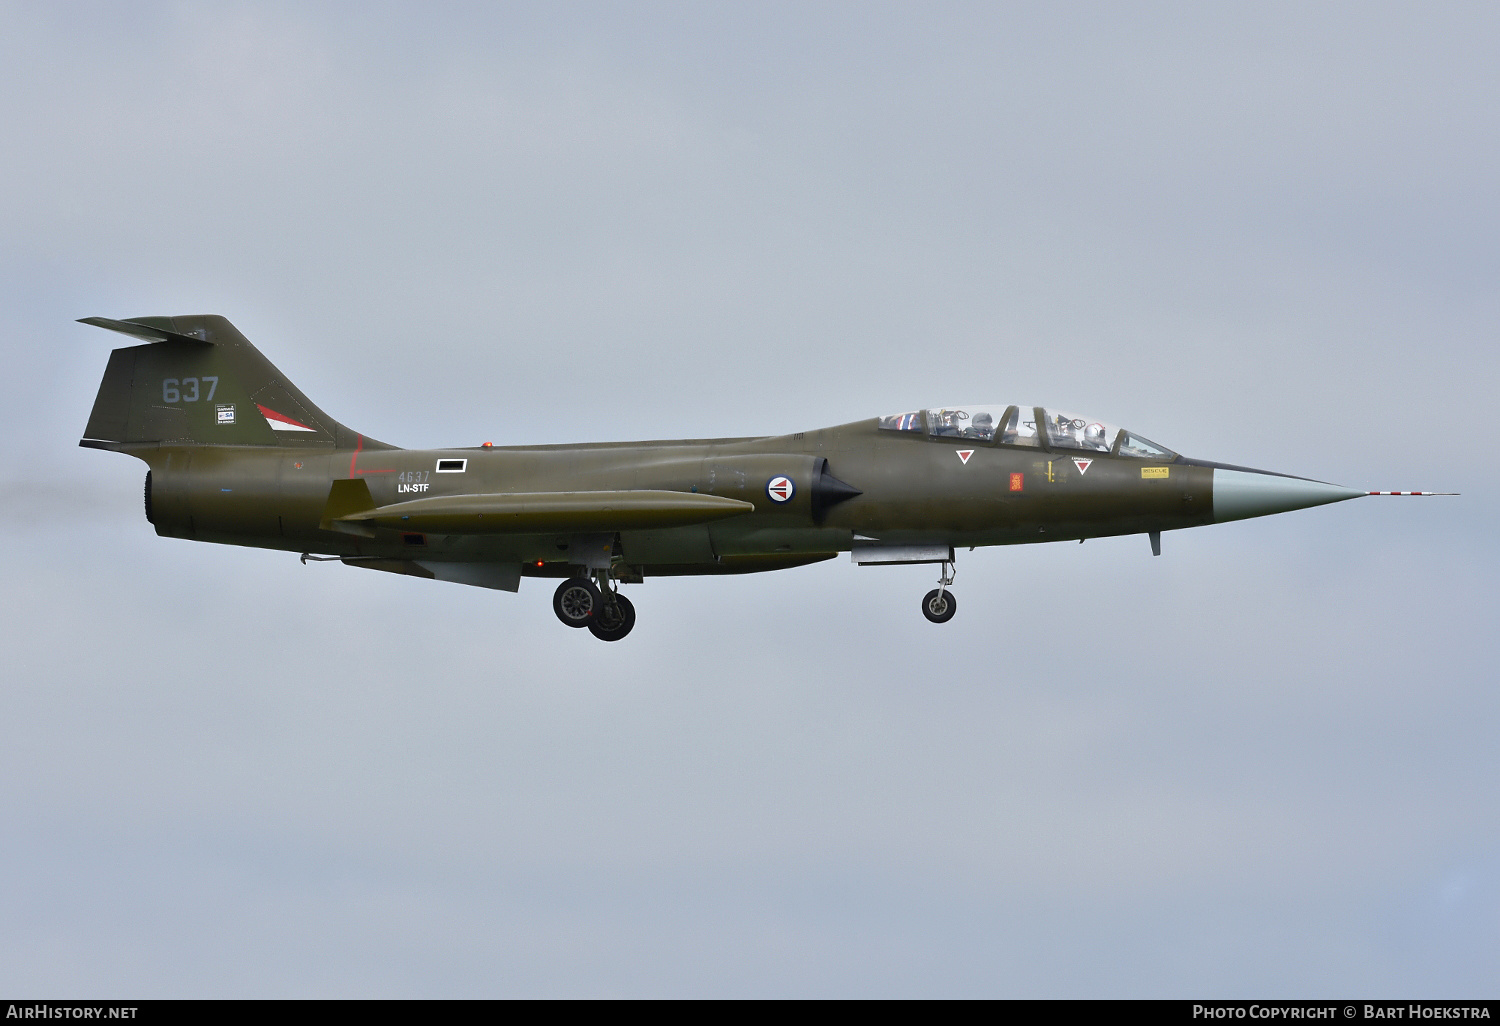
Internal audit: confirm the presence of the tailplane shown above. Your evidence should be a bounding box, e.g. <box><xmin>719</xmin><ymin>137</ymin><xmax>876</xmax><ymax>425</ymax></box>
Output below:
<box><xmin>79</xmin><ymin>315</ymin><xmax>390</xmax><ymax>452</ymax></box>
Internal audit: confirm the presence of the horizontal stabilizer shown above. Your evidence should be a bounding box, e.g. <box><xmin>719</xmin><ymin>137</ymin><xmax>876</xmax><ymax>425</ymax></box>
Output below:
<box><xmin>336</xmin><ymin>490</ymin><xmax>755</xmax><ymax>535</ymax></box>
<box><xmin>78</xmin><ymin>317</ymin><xmax>215</xmax><ymax>346</ymax></box>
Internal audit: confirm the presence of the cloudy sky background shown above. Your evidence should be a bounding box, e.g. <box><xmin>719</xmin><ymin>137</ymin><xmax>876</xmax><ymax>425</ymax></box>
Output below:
<box><xmin>1</xmin><ymin>1</ymin><xmax>1495</xmax><ymax>996</ymax></box>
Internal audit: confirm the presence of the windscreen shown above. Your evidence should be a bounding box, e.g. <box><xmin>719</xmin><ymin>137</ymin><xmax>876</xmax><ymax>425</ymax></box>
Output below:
<box><xmin>1118</xmin><ymin>431</ymin><xmax>1175</xmax><ymax>459</ymax></box>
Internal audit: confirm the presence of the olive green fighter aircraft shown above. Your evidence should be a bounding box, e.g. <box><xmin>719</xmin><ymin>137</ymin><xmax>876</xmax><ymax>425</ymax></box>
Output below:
<box><xmin>79</xmin><ymin>314</ymin><xmax>1453</xmax><ymax>641</ymax></box>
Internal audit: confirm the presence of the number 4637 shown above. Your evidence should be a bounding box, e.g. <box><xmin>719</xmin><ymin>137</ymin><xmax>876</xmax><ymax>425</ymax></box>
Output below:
<box><xmin>162</xmin><ymin>377</ymin><xmax>218</xmax><ymax>402</ymax></box>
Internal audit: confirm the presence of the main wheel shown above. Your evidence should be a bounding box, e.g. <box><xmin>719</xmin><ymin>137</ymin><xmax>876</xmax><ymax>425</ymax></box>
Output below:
<box><xmin>588</xmin><ymin>592</ymin><xmax>636</xmax><ymax>641</ymax></box>
<box><xmin>553</xmin><ymin>578</ymin><xmax>601</xmax><ymax>628</ymax></box>
<box><xmin>921</xmin><ymin>588</ymin><xmax>956</xmax><ymax>623</ymax></box>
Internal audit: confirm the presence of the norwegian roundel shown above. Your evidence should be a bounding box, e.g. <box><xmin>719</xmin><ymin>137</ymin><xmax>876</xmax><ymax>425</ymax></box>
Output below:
<box><xmin>766</xmin><ymin>475</ymin><xmax>795</xmax><ymax>503</ymax></box>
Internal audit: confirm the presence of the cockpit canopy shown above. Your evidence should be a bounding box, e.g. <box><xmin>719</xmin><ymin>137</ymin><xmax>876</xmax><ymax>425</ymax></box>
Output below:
<box><xmin>878</xmin><ymin>406</ymin><xmax>1175</xmax><ymax>459</ymax></box>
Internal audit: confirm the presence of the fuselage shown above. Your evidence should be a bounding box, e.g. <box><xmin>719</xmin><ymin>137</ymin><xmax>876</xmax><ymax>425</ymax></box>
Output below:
<box><xmin>141</xmin><ymin>416</ymin><xmax>1234</xmax><ymax>578</ymax></box>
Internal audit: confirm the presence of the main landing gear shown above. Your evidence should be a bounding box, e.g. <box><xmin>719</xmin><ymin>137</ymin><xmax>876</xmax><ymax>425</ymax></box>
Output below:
<box><xmin>589</xmin><ymin>590</ymin><xmax>635</xmax><ymax>642</ymax></box>
<box><xmin>921</xmin><ymin>560</ymin><xmax>957</xmax><ymax>623</ymax></box>
<box><xmin>553</xmin><ymin>578</ymin><xmax>600</xmax><ymax>628</ymax></box>
<box><xmin>552</xmin><ymin>575</ymin><xmax>637</xmax><ymax>641</ymax></box>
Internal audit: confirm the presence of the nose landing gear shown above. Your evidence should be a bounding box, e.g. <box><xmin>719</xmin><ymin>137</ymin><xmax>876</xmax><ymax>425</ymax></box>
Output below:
<box><xmin>921</xmin><ymin>560</ymin><xmax>957</xmax><ymax>623</ymax></box>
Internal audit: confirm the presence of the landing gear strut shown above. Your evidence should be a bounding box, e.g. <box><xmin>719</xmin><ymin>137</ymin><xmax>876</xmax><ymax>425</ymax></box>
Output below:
<box><xmin>587</xmin><ymin>569</ymin><xmax>636</xmax><ymax>642</ymax></box>
<box><xmin>589</xmin><ymin>590</ymin><xmax>636</xmax><ymax>641</ymax></box>
<box><xmin>921</xmin><ymin>560</ymin><xmax>957</xmax><ymax>623</ymax></box>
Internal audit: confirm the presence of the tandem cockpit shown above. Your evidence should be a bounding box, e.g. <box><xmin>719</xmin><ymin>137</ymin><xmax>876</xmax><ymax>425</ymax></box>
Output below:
<box><xmin>877</xmin><ymin>406</ymin><xmax>1177</xmax><ymax>459</ymax></box>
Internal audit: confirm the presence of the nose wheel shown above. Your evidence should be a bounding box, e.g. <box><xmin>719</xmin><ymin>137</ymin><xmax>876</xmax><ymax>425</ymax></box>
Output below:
<box><xmin>920</xmin><ymin>560</ymin><xmax>957</xmax><ymax>623</ymax></box>
<box><xmin>922</xmin><ymin>588</ymin><xmax>956</xmax><ymax>622</ymax></box>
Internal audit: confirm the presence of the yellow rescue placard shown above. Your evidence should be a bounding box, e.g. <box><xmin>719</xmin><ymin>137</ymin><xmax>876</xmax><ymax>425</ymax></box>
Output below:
<box><xmin>1141</xmin><ymin>467</ymin><xmax>1170</xmax><ymax>479</ymax></box>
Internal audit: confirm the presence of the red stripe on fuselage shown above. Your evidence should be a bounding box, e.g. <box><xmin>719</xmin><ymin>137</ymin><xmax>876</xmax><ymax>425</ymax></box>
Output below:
<box><xmin>348</xmin><ymin>435</ymin><xmax>395</xmax><ymax>476</ymax></box>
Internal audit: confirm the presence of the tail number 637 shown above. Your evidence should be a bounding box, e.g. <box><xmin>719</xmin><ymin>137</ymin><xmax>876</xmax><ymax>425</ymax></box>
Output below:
<box><xmin>162</xmin><ymin>377</ymin><xmax>219</xmax><ymax>402</ymax></box>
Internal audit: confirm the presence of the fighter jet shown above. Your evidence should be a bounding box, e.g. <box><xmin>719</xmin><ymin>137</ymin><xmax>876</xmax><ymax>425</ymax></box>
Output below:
<box><xmin>79</xmin><ymin>315</ymin><xmax>1451</xmax><ymax>641</ymax></box>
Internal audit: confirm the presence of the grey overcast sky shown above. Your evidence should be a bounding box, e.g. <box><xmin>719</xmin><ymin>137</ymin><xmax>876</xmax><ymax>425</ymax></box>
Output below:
<box><xmin>2</xmin><ymin>1</ymin><xmax>1496</xmax><ymax>997</ymax></box>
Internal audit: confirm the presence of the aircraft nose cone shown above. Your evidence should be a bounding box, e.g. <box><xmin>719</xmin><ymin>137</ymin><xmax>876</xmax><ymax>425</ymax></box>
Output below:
<box><xmin>1212</xmin><ymin>468</ymin><xmax>1366</xmax><ymax>523</ymax></box>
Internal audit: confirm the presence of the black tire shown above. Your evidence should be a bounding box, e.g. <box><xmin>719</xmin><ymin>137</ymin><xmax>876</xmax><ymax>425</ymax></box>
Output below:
<box><xmin>921</xmin><ymin>588</ymin><xmax>956</xmax><ymax>623</ymax></box>
<box><xmin>588</xmin><ymin>592</ymin><xmax>636</xmax><ymax>642</ymax></box>
<box><xmin>553</xmin><ymin>578</ymin><xmax>601</xmax><ymax>628</ymax></box>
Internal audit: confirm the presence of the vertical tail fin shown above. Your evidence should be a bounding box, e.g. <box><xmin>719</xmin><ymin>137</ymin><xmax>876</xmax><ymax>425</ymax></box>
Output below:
<box><xmin>79</xmin><ymin>315</ymin><xmax>392</xmax><ymax>452</ymax></box>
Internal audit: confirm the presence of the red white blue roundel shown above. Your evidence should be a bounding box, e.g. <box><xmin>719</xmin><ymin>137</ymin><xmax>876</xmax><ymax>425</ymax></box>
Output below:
<box><xmin>766</xmin><ymin>475</ymin><xmax>795</xmax><ymax>503</ymax></box>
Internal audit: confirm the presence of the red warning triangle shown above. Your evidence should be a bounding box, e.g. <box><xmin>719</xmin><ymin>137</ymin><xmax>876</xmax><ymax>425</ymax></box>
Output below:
<box><xmin>1072</xmin><ymin>457</ymin><xmax>1093</xmax><ymax>474</ymax></box>
<box><xmin>956</xmin><ymin>449</ymin><xmax>974</xmax><ymax>464</ymax></box>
